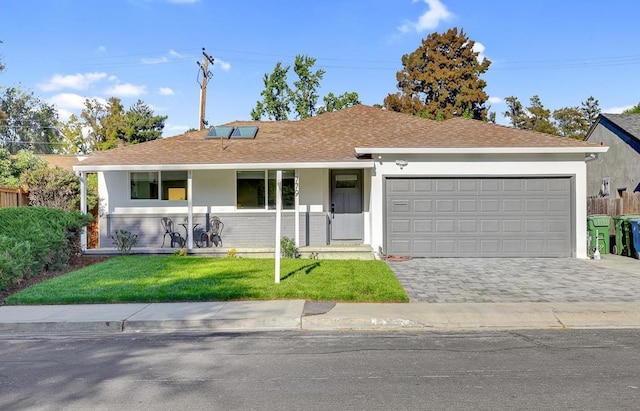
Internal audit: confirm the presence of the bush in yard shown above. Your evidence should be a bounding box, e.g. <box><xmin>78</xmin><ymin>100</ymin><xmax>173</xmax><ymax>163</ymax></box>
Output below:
<box><xmin>0</xmin><ymin>207</ymin><xmax>92</xmax><ymax>292</ymax></box>
<box><xmin>110</xmin><ymin>229</ymin><xmax>139</xmax><ymax>254</ymax></box>
<box><xmin>20</xmin><ymin>166</ymin><xmax>81</xmax><ymax>211</ymax></box>
<box><xmin>280</xmin><ymin>236</ymin><xmax>300</xmax><ymax>258</ymax></box>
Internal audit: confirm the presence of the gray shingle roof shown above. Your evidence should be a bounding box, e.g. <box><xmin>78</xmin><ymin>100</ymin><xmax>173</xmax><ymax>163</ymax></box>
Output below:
<box><xmin>601</xmin><ymin>113</ymin><xmax>640</xmax><ymax>140</ymax></box>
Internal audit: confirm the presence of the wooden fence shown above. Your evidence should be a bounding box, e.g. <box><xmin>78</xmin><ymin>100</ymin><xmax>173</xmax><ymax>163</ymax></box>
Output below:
<box><xmin>587</xmin><ymin>192</ymin><xmax>640</xmax><ymax>233</ymax></box>
<box><xmin>0</xmin><ymin>186</ymin><xmax>29</xmax><ymax>208</ymax></box>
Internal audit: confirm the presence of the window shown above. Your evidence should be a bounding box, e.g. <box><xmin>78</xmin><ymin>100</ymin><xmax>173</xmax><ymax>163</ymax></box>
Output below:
<box><xmin>237</xmin><ymin>170</ymin><xmax>295</xmax><ymax>210</ymax></box>
<box><xmin>130</xmin><ymin>171</ymin><xmax>187</xmax><ymax>200</ymax></box>
<box><xmin>131</xmin><ymin>172</ymin><xmax>158</xmax><ymax>200</ymax></box>
<box><xmin>161</xmin><ymin>171</ymin><xmax>188</xmax><ymax>200</ymax></box>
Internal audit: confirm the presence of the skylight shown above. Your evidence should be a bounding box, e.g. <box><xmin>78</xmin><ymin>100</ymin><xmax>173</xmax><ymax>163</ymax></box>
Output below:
<box><xmin>206</xmin><ymin>126</ymin><xmax>234</xmax><ymax>138</ymax></box>
<box><xmin>230</xmin><ymin>126</ymin><xmax>259</xmax><ymax>139</ymax></box>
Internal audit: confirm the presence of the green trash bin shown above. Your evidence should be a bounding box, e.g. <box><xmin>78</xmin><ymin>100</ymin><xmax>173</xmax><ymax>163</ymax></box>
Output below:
<box><xmin>613</xmin><ymin>214</ymin><xmax>640</xmax><ymax>256</ymax></box>
<box><xmin>587</xmin><ymin>215</ymin><xmax>611</xmax><ymax>255</ymax></box>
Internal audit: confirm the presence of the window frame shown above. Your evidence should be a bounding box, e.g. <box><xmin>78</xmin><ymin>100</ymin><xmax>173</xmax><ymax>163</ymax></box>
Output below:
<box><xmin>236</xmin><ymin>170</ymin><xmax>295</xmax><ymax>210</ymax></box>
<box><xmin>129</xmin><ymin>171</ymin><xmax>188</xmax><ymax>201</ymax></box>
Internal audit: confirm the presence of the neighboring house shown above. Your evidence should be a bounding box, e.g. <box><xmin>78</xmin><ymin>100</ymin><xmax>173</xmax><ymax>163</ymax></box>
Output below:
<box><xmin>584</xmin><ymin>113</ymin><xmax>640</xmax><ymax>198</ymax></box>
<box><xmin>73</xmin><ymin>105</ymin><xmax>607</xmax><ymax>259</ymax></box>
<box><xmin>37</xmin><ymin>154</ymin><xmax>84</xmax><ymax>172</ymax></box>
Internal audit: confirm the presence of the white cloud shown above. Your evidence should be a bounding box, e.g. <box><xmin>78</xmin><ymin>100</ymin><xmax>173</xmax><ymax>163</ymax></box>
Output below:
<box><xmin>47</xmin><ymin>93</ymin><xmax>106</xmax><ymax>121</ymax></box>
<box><xmin>141</xmin><ymin>49</ymin><xmax>189</xmax><ymax>65</ymax></box>
<box><xmin>164</xmin><ymin>123</ymin><xmax>191</xmax><ymax>133</ymax></box>
<box><xmin>141</xmin><ymin>56</ymin><xmax>170</xmax><ymax>64</ymax></box>
<box><xmin>472</xmin><ymin>42</ymin><xmax>487</xmax><ymax>63</ymax></box>
<box><xmin>603</xmin><ymin>104</ymin><xmax>634</xmax><ymax>114</ymax></box>
<box><xmin>159</xmin><ymin>87</ymin><xmax>175</xmax><ymax>95</ymax></box>
<box><xmin>398</xmin><ymin>0</ymin><xmax>453</xmax><ymax>33</ymax></box>
<box><xmin>488</xmin><ymin>96</ymin><xmax>503</xmax><ymax>104</ymax></box>
<box><xmin>97</xmin><ymin>45</ymin><xmax>107</xmax><ymax>53</ymax></box>
<box><xmin>38</xmin><ymin>72</ymin><xmax>108</xmax><ymax>91</ymax></box>
<box><xmin>104</xmin><ymin>83</ymin><xmax>147</xmax><ymax>97</ymax></box>
<box><xmin>215</xmin><ymin>57</ymin><xmax>231</xmax><ymax>71</ymax></box>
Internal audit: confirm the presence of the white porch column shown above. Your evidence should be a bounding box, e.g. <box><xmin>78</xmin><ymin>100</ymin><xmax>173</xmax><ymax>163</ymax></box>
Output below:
<box><xmin>79</xmin><ymin>171</ymin><xmax>87</xmax><ymax>251</ymax></box>
<box><xmin>187</xmin><ymin>170</ymin><xmax>193</xmax><ymax>250</ymax></box>
<box><xmin>294</xmin><ymin>169</ymin><xmax>300</xmax><ymax>247</ymax></box>
<box><xmin>274</xmin><ymin>170</ymin><xmax>282</xmax><ymax>284</ymax></box>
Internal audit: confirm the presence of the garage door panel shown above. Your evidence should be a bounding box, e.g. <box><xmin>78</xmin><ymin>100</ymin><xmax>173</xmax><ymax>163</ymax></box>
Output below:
<box><xmin>481</xmin><ymin>220</ymin><xmax>500</xmax><ymax>232</ymax></box>
<box><xmin>459</xmin><ymin>240</ymin><xmax>479</xmax><ymax>253</ymax></box>
<box><xmin>503</xmin><ymin>199</ymin><xmax>523</xmax><ymax>212</ymax></box>
<box><xmin>390</xmin><ymin>220</ymin><xmax>410</xmax><ymax>233</ymax></box>
<box><xmin>414</xmin><ymin>240</ymin><xmax>432</xmax><ymax>253</ymax></box>
<box><xmin>525</xmin><ymin>199</ymin><xmax>545</xmax><ymax>212</ymax></box>
<box><xmin>481</xmin><ymin>199</ymin><xmax>500</xmax><ymax>212</ymax></box>
<box><xmin>414</xmin><ymin>199</ymin><xmax>432</xmax><ymax>212</ymax></box>
<box><xmin>414</xmin><ymin>220</ymin><xmax>432</xmax><ymax>232</ymax></box>
<box><xmin>390</xmin><ymin>200</ymin><xmax>410</xmax><ymax>213</ymax></box>
<box><xmin>457</xmin><ymin>199</ymin><xmax>477</xmax><ymax>212</ymax></box>
<box><xmin>386</xmin><ymin>177</ymin><xmax>572</xmax><ymax>257</ymax></box>
<box><xmin>459</xmin><ymin>180</ymin><xmax>478</xmax><ymax>192</ymax></box>
<box><xmin>435</xmin><ymin>240</ymin><xmax>456</xmax><ymax>253</ymax></box>
<box><xmin>548</xmin><ymin>199</ymin><xmax>568</xmax><ymax>212</ymax></box>
<box><xmin>458</xmin><ymin>220</ymin><xmax>477</xmax><ymax>232</ymax></box>
<box><xmin>437</xmin><ymin>180</ymin><xmax>456</xmax><ymax>191</ymax></box>
<box><xmin>481</xmin><ymin>240</ymin><xmax>500</xmax><ymax>253</ymax></box>
<box><xmin>436</xmin><ymin>220</ymin><xmax>455</xmax><ymax>232</ymax></box>
<box><xmin>436</xmin><ymin>199</ymin><xmax>455</xmax><ymax>212</ymax></box>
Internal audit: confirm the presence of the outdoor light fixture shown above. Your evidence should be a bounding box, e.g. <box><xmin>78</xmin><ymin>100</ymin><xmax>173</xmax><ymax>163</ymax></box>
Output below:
<box><xmin>395</xmin><ymin>159</ymin><xmax>408</xmax><ymax>170</ymax></box>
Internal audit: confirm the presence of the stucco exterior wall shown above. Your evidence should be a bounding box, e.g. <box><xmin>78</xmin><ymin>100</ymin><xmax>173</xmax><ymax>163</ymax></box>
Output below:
<box><xmin>586</xmin><ymin>124</ymin><xmax>640</xmax><ymax>197</ymax></box>
<box><xmin>368</xmin><ymin>153</ymin><xmax>589</xmax><ymax>259</ymax></box>
<box><xmin>97</xmin><ymin>168</ymin><xmax>334</xmax><ymax>248</ymax></box>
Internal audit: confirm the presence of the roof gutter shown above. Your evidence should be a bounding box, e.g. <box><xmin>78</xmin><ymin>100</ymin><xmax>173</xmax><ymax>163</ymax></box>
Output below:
<box><xmin>354</xmin><ymin>146</ymin><xmax>609</xmax><ymax>155</ymax></box>
<box><xmin>73</xmin><ymin>161</ymin><xmax>374</xmax><ymax>172</ymax></box>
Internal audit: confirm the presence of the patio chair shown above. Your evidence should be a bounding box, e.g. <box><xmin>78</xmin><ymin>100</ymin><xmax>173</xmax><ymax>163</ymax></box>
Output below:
<box><xmin>161</xmin><ymin>217</ymin><xmax>184</xmax><ymax>248</ymax></box>
<box><xmin>201</xmin><ymin>216</ymin><xmax>224</xmax><ymax>247</ymax></box>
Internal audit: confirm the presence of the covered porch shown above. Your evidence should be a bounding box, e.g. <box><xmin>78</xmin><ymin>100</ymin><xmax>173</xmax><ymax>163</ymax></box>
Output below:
<box><xmin>75</xmin><ymin>163</ymin><xmax>374</xmax><ymax>257</ymax></box>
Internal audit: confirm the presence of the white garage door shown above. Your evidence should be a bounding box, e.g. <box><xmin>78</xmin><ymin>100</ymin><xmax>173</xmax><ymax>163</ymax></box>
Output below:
<box><xmin>385</xmin><ymin>177</ymin><xmax>572</xmax><ymax>257</ymax></box>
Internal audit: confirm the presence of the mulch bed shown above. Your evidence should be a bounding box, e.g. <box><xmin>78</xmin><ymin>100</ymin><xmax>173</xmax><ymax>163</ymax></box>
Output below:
<box><xmin>0</xmin><ymin>255</ymin><xmax>110</xmax><ymax>305</ymax></box>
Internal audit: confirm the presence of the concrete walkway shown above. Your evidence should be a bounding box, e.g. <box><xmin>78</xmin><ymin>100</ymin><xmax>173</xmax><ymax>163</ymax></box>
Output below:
<box><xmin>0</xmin><ymin>255</ymin><xmax>639</xmax><ymax>334</ymax></box>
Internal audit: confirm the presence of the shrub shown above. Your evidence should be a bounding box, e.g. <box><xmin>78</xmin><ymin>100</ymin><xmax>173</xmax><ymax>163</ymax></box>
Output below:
<box><xmin>0</xmin><ymin>207</ymin><xmax>92</xmax><ymax>292</ymax></box>
<box><xmin>20</xmin><ymin>167</ymin><xmax>80</xmax><ymax>211</ymax></box>
<box><xmin>280</xmin><ymin>236</ymin><xmax>300</xmax><ymax>258</ymax></box>
<box><xmin>110</xmin><ymin>229</ymin><xmax>139</xmax><ymax>254</ymax></box>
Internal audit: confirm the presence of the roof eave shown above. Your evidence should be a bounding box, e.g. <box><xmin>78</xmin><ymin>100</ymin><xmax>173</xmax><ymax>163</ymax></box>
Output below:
<box><xmin>73</xmin><ymin>161</ymin><xmax>374</xmax><ymax>172</ymax></box>
<box><xmin>354</xmin><ymin>147</ymin><xmax>609</xmax><ymax>155</ymax></box>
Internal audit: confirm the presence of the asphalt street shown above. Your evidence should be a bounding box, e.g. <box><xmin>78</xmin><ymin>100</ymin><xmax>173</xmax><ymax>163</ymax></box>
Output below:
<box><xmin>1</xmin><ymin>329</ymin><xmax>639</xmax><ymax>410</ymax></box>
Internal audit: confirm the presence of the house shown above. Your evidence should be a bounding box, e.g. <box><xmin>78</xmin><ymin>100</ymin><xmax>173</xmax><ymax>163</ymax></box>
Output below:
<box><xmin>73</xmin><ymin>105</ymin><xmax>607</xmax><ymax>259</ymax></box>
<box><xmin>584</xmin><ymin>113</ymin><xmax>640</xmax><ymax>198</ymax></box>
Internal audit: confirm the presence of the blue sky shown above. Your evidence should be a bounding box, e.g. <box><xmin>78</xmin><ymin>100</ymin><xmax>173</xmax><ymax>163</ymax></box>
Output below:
<box><xmin>1</xmin><ymin>0</ymin><xmax>639</xmax><ymax>136</ymax></box>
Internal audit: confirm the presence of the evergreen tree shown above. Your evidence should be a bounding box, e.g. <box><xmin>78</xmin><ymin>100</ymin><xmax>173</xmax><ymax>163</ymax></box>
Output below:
<box><xmin>384</xmin><ymin>27</ymin><xmax>491</xmax><ymax>120</ymax></box>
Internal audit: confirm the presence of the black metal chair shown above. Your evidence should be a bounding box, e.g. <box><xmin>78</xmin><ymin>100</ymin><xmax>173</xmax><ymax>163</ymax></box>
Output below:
<box><xmin>201</xmin><ymin>216</ymin><xmax>224</xmax><ymax>247</ymax></box>
<box><xmin>161</xmin><ymin>217</ymin><xmax>184</xmax><ymax>248</ymax></box>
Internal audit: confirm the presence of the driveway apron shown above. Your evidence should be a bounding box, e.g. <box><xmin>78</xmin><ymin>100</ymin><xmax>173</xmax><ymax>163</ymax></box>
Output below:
<box><xmin>387</xmin><ymin>258</ymin><xmax>640</xmax><ymax>303</ymax></box>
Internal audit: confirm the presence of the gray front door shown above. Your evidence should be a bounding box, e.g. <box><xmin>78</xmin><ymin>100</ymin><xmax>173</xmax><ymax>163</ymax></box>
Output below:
<box><xmin>331</xmin><ymin>170</ymin><xmax>363</xmax><ymax>242</ymax></box>
<box><xmin>385</xmin><ymin>177</ymin><xmax>572</xmax><ymax>257</ymax></box>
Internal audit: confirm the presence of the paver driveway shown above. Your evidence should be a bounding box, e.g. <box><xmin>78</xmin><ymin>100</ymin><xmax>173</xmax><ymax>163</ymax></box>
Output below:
<box><xmin>387</xmin><ymin>257</ymin><xmax>640</xmax><ymax>303</ymax></box>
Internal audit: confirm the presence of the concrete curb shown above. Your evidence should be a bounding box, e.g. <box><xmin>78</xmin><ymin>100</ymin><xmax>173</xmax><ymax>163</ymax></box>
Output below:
<box><xmin>302</xmin><ymin>302</ymin><xmax>640</xmax><ymax>331</ymax></box>
<box><xmin>2</xmin><ymin>300</ymin><xmax>640</xmax><ymax>334</ymax></box>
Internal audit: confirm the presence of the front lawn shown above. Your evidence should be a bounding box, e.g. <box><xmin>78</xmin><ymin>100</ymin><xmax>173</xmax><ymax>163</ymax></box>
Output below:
<box><xmin>5</xmin><ymin>256</ymin><xmax>409</xmax><ymax>305</ymax></box>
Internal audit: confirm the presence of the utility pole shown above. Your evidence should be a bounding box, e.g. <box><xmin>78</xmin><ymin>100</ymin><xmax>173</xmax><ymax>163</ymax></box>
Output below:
<box><xmin>197</xmin><ymin>48</ymin><xmax>215</xmax><ymax>130</ymax></box>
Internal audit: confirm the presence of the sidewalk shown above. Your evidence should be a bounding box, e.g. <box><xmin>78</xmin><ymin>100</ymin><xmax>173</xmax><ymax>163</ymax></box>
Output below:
<box><xmin>2</xmin><ymin>299</ymin><xmax>640</xmax><ymax>334</ymax></box>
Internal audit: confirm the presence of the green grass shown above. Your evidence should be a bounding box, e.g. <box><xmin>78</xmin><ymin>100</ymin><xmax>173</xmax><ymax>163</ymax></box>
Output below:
<box><xmin>5</xmin><ymin>256</ymin><xmax>409</xmax><ymax>305</ymax></box>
